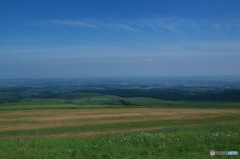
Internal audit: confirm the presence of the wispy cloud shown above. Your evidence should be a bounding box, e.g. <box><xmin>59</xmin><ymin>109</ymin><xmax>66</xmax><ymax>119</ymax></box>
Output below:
<box><xmin>132</xmin><ymin>17</ymin><xmax>240</xmax><ymax>33</ymax></box>
<box><xmin>40</xmin><ymin>19</ymin><xmax>137</xmax><ymax>31</ymax></box>
<box><xmin>40</xmin><ymin>19</ymin><xmax>97</xmax><ymax>28</ymax></box>
<box><xmin>112</xmin><ymin>24</ymin><xmax>137</xmax><ymax>31</ymax></box>
<box><xmin>39</xmin><ymin>17</ymin><xmax>240</xmax><ymax>33</ymax></box>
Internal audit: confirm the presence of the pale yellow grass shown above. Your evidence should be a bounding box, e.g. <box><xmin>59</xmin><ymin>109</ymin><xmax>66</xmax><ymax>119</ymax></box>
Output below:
<box><xmin>0</xmin><ymin>108</ymin><xmax>239</xmax><ymax>132</ymax></box>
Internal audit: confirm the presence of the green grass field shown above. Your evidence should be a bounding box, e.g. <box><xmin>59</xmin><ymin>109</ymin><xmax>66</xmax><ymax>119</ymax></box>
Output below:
<box><xmin>0</xmin><ymin>96</ymin><xmax>239</xmax><ymax>158</ymax></box>
<box><xmin>1</xmin><ymin>95</ymin><xmax>240</xmax><ymax>111</ymax></box>
<box><xmin>1</xmin><ymin>125</ymin><xmax>239</xmax><ymax>159</ymax></box>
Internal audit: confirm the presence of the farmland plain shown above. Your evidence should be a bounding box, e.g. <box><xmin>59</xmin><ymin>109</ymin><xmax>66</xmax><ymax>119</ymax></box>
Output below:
<box><xmin>0</xmin><ymin>78</ymin><xmax>240</xmax><ymax>158</ymax></box>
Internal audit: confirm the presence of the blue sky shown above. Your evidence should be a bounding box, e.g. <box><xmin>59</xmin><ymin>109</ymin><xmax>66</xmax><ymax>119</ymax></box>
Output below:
<box><xmin>1</xmin><ymin>0</ymin><xmax>240</xmax><ymax>78</ymax></box>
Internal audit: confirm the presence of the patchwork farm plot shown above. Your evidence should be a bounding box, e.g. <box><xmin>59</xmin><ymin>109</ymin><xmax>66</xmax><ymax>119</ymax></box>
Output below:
<box><xmin>0</xmin><ymin>108</ymin><xmax>240</xmax><ymax>138</ymax></box>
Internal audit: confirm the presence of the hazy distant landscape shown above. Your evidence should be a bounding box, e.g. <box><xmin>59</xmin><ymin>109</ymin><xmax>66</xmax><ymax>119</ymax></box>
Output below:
<box><xmin>1</xmin><ymin>76</ymin><xmax>240</xmax><ymax>106</ymax></box>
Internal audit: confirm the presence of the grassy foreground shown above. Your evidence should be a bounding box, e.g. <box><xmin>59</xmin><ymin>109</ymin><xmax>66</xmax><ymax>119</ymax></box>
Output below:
<box><xmin>0</xmin><ymin>99</ymin><xmax>239</xmax><ymax>158</ymax></box>
<box><xmin>0</xmin><ymin>125</ymin><xmax>239</xmax><ymax>159</ymax></box>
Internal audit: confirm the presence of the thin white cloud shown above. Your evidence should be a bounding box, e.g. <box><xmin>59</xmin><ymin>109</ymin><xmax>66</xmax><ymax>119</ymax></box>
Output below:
<box><xmin>115</xmin><ymin>24</ymin><xmax>137</xmax><ymax>31</ymax></box>
<box><xmin>40</xmin><ymin>19</ymin><xmax>137</xmax><ymax>31</ymax></box>
<box><xmin>131</xmin><ymin>17</ymin><xmax>240</xmax><ymax>33</ymax></box>
<box><xmin>39</xmin><ymin>17</ymin><xmax>240</xmax><ymax>33</ymax></box>
<box><xmin>40</xmin><ymin>19</ymin><xmax>97</xmax><ymax>28</ymax></box>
